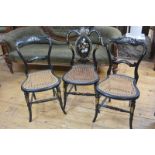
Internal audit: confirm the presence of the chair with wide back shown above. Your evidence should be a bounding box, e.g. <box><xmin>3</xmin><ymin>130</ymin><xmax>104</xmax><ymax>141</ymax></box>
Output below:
<box><xmin>93</xmin><ymin>37</ymin><xmax>147</xmax><ymax>129</ymax></box>
<box><xmin>16</xmin><ymin>36</ymin><xmax>66</xmax><ymax>122</ymax></box>
<box><xmin>62</xmin><ymin>27</ymin><xmax>102</xmax><ymax>111</ymax></box>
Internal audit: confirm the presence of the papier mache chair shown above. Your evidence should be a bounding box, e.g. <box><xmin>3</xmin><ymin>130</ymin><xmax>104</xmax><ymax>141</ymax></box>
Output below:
<box><xmin>16</xmin><ymin>36</ymin><xmax>66</xmax><ymax>122</ymax></box>
<box><xmin>93</xmin><ymin>37</ymin><xmax>147</xmax><ymax>129</ymax></box>
<box><xmin>62</xmin><ymin>27</ymin><xmax>102</xmax><ymax>111</ymax></box>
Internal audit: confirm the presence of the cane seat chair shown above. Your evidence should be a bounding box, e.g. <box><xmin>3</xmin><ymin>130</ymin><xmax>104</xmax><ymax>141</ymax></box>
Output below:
<box><xmin>62</xmin><ymin>27</ymin><xmax>103</xmax><ymax>110</ymax></box>
<box><xmin>93</xmin><ymin>37</ymin><xmax>147</xmax><ymax>129</ymax></box>
<box><xmin>16</xmin><ymin>36</ymin><xmax>66</xmax><ymax>122</ymax></box>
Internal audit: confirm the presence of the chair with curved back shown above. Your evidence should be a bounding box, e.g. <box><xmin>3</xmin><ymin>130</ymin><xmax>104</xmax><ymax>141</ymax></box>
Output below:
<box><xmin>16</xmin><ymin>36</ymin><xmax>66</xmax><ymax>122</ymax></box>
<box><xmin>62</xmin><ymin>27</ymin><xmax>102</xmax><ymax>111</ymax></box>
<box><xmin>93</xmin><ymin>37</ymin><xmax>147</xmax><ymax>129</ymax></box>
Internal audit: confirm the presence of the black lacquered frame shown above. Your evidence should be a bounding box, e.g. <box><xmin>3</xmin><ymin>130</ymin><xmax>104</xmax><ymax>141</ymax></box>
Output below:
<box><xmin>16</xmin><ymin>36</ymin><xmax>66</xmax><ymax>122</ymax></box>
<box><xmin>62</xmin><ymin>27</ymin><xmax>103</xmax><ymax>110</ymax></box>
<box><xmin>93</xmin><ymin>37</ymin><xmax>147</xmax><ymax>129</ymax></box>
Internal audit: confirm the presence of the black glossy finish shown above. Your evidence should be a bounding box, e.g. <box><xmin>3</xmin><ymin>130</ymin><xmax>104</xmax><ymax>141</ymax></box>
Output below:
<box><xmin>63</xmin><ymin>27</ymin><xmax>103</xmax><ymax>110</ymax></box>
<box><xmin>16</xmin><ymin>36</ymin><xmax>66</xmax><ymax>122</ymax></box>
<box><xmin>93</xmin><ymin>36</ymin><xmax>147</xmax><ymax>129</ymax></box>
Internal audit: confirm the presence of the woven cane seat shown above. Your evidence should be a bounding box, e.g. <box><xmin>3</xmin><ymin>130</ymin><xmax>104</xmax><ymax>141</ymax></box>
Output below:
<box><xmin>63</xmin><ymin>64</ymin><xmax>99</xmax><ymax>85</ymax></box>
<box><xmin>22</xmin><ymin>70</ymin><xmax>59</xmax><ymax>92</ymax></box>
<box><xmin>97</xmin><ymin>74</ymin><xmax>140</xmax><ymax>100</ymax></box>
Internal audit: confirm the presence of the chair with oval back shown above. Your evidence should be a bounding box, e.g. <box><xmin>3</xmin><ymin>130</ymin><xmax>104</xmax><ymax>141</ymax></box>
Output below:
<box><xmin>62</xmin><ymin>27</ymin><xmax>104</xmax><ymax>112</ymax></box>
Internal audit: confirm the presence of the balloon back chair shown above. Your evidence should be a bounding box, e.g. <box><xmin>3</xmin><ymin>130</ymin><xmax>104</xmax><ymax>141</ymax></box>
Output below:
<box><xmin>62</xmin><ymin>27</ymin><xmax>102</xmax><ymax>111</ymax></box>
<box><xmin>16</xmin><ymin>36</ymin><xmax>66</xmax><ymax>122</ymax></box>
<box><xmin>93</xmin><ymin>37</ymin><xmax>147</xmax><ymax>129</ymax></box>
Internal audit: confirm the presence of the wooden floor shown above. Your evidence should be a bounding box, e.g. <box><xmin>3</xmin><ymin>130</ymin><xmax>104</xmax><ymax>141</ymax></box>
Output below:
<box><xmin>0</xmin><ymin>57</ymin><xmax>155</xmax><ymax>129</ymax></box>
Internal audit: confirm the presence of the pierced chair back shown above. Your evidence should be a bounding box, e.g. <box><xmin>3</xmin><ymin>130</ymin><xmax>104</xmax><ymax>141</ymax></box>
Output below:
<box><xmin>16</xmin><ymin>36</ymin><xmax>66</xmax><ymax>122</ymax></box>
<box><xmin>106</xmin><ymin>37</ymin><xmax>147</xmax><ymax>83</ymax></box>
<box><xmin>62</xmin><ymin>27</ymin><xmax>103</xmax><ymax>111</ymax></box>
<box><xmin>66</xmin><ymin>27</ymin><xmax>102</xmax><ymax>69</ymax></box>
<box><xmin>16</xmin><ymin>36</ymin><xmax>53</xmax><ymax>76</ymax></box>
<box><xmin>93</xmin><ymin>37</ymin><xmax>147</xmax><ymax>129</ymax></box>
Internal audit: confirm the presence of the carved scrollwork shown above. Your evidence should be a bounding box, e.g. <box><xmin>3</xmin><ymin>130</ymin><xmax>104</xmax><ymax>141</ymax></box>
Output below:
<box><xmin>111</xmin><ymin>37</ymin><xmax>145</xmax><ymax>46</ymax></box>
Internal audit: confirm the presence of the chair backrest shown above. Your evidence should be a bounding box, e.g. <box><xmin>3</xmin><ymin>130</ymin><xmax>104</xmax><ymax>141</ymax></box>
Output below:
<box><xmin>105</xmin><ymin>37</ymin><xmax>147</xmax><ymax>83</ymax></box>
<box><xmin>16</xmin><ymin>35</ymin><xmax>52</xmax><ymax>76</ymax></box>
<box><xmin>66</xmin><ymin>27</ymin><xmax>102</xmax><ymax>69</ymax></box>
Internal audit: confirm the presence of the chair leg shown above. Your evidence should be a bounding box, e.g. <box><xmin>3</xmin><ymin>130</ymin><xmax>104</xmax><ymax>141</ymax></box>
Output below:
<box><xmin>129</xmin><ymin>101</ymin><xmax>131</xmax><ymax>107</ymax></box>
<box><xmin>53</xmin><ymin>88</ymin><xmax>56</xmax><ymax>96</ymax></box>
<box><xmin>24</xmin><ymin>92</ymin><xmax>32</xmax><ymax>122</ymax></box>
<box><xmin>63</xmin><ymin>82</ymin><xmax>68</xmax><ymax>110</ymax></box>
<box><xmin>56</xmin><ymin>87</ymin><xmax>66</xmax><ymax>114</ymax></box>
<box><xmin>32</xmin><ymin>92</ymin><xmax>36</xmax><ymax>100</ymax></box>
<box><xmin>74</xmin><ymin>85</ymin><xmax>77</xmax><ymax>91</ymax></box>
<box><xmin>3</xmin><ymin>54</ymin><xmax>14</xmax><ymax>73</ymax></box>
<box><xmin>129</xmin><ymin>100</ymin><xmax>136</xmax><ymax>129</ymax></box>
<box><xmin>93</xmin><ymin>93</ymin><xmax>100</xmax><ymax>122</ymax></box>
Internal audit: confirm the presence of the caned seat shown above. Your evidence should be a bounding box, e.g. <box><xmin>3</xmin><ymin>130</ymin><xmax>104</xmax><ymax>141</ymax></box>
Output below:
<box><xmin>97</xmin><ymin>74</ymin><xmax>139</xmax><ymax>100</ymax></box>
<box><xmin>22</xmin><ymin>70</ymin><xmax>60</xmax><ymax>92</ymax></box>
<box><xmin>63</xmin><ymin>64</ymin><xmax>99</xmax><ymax>85</ymax></box>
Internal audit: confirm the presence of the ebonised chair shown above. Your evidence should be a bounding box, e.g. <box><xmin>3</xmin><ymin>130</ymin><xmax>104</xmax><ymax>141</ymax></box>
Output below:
<box><xmin>16</xmin><ymin>36</ymin><xmax>66</xmax><ymax>122</ymax></box>
<box><xmin>93</xmin><ymin>37</ymin><xmax>147</xmax><ymax>129</ymax></box>
<box><xmin>62</xmin><ymin>27</ymin><xmax>102</xmax><ymax>111</ymax></box>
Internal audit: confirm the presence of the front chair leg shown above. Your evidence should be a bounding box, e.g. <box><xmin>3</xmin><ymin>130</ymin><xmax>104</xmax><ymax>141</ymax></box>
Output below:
<box><xmin>24</xmin><ymin>92</ymin><xmax>32</xmax><ymax>122</ymax></box>
<box><xmin>56</xmin><ymin>87</ymin><xmax>66</xmax><ymax>114</ymax></box>
<box><xmin>129</xmin><ymin>100</ymin><xmax>136</xmax><ymax>129</ymax></box>
<box><xmin>93</xmin><ymin>93</ymin><xmax>100</xmax><ymax>122</ymax></box>
<box><xmin>63</xmin><ymin>82</ymin><xmax>68</xmax><ymax>110</ymax></box>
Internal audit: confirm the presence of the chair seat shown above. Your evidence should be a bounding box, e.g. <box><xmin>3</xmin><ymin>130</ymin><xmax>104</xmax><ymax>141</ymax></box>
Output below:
<box><xmin>63</xmin><ymin>64</ymin><xmax>99</xmax><ymax>85</ymax></box>
<box><xmin>97</xmin><ymin>74</ymin><xmax>140</xmax><ymax>100</ymax></box>
<box><xmin>22</xmin><ymin>70</ymin><xmax>60</xmax><ymax>92</ymax></box>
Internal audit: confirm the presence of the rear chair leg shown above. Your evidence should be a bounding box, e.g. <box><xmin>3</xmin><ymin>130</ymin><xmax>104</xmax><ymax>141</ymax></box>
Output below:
<box><xmin>52</xmin><ymin>88</ymin><xmax>56</xmax><ymax>96</ymax></box>
<box><xmin>74</xmin><ymin>85</ymin><xmax>77</xmax><ymax>91</ymax></box>
<box><xmin>32</xmin><ymin>92</ymin><xmax>36</xmax><ymax>100</ymax></box>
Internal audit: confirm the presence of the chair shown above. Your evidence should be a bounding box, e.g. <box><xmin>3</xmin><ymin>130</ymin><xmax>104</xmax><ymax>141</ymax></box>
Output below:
<box><xmin>62</xmin><ymin>27</ymin><xmax>102</xmax><ymax>111</ymax></box>
<box><xmin>16</xmin><ymin>36</ymin><xmax>66</xmax><ymax>122</ymax></box>
<box><xmin>93</xmin><ymin>37</ymin><xmax>147</xmax><ymax>129</ymax></box>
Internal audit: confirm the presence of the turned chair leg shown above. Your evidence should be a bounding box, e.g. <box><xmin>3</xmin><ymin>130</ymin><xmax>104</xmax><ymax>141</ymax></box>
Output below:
<box><xmin>3</xmin><ymin>53</ymin><xmax>14</xmax><ymax>73</ymax></box>
<box><xmin>24</xmin><ymin>92</ymin><xmax>32</xmax><ymax>122</ymax></box>
<box><xmin>93</xmin><ymin>93</ymin><xmax>100</xmax><ymax>122</ymax></box>
<box><xmin>74</xmin><ymin>85</ymin><xmax>77</xmax><ymax>91</ymax></box>
<box><xmin>129</xmin><ymin>100</ymin><xmax>136</xmax><ymax>129</ymax></box>
<box><xmin>52</xmin><ymin>88</ymin><xmax>56</xmax><ymax>96</ymax></box>
<box><xmin>56</xmin><ymin>87</ymin><xmax>66</xmax><ymax>114</ymax></box>
<box><xmin>7</xmin><ymin>62</ymin><xmax>13</xmax><ymax>73</ymax></box>
<box><xmin>63</xmin><ymin>82</ymin><xmax>68</xmax><ymax>110</ymax></box>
